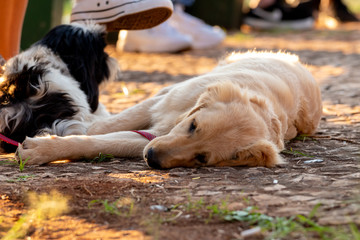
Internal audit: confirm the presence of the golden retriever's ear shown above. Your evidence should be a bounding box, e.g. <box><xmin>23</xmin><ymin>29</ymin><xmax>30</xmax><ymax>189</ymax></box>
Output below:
<box><xmin>176</xmin><ymin>103</ymin><xmax>206</xmax><ymax>124</ymax></box>
<box><xmin>187</xmin><ymin>103</ymin><xmax>206</xmax><ymax>117</ymax></box>
<box><xmin>176</xmin><ymin>86</ymin><xmax>216</xmax><ymax>123</ymax></box>
<box><xmin>235</xmin><ymin>140</ymin><xmax>285</xmax><ymax>167</ymax></box>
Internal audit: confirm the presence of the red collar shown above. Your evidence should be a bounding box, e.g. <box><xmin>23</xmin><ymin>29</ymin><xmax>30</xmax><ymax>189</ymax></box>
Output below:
<box><xmin>131</xmin><ymin>130</ymin><xmax>157</xmax><ymax>141</ymax></box>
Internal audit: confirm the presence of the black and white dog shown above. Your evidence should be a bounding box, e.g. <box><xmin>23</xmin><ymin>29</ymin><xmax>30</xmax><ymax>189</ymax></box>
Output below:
<box><xmin>0</xmin><ymin>23</ymin><xmax>120</xmax><ymax>152</ymax></box>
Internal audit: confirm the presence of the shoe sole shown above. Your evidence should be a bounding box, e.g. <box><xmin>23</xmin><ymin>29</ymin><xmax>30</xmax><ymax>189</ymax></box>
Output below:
<box><xmin>244</xmin><ymin>17</ymin><xmax>314</xmax><ymax>30</ymax></box>
<box><xmin>106</xmin><ymin>7</ymin><xmax>172</xmax><ymax>31</ymax></box>
<box><xmin>123</xmin><ymin>43</ymin><xmax>191</xmax><ymax>53</ymax></box>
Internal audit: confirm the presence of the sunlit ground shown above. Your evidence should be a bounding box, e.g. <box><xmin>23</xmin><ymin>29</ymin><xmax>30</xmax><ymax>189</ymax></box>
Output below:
<box><xmin>323</xmin><ymin>103</ymin><xmax>360</xmax><ymax>125</ymax></box>
<box><xmin>0</xmin><ymin>193</ymin><xmax>150</xmax><ymax>240</ymax></box>
<box><xmin>108</xmin><ymin>171</ymin><xmax>169</xmax><ymax>184</ymax></box>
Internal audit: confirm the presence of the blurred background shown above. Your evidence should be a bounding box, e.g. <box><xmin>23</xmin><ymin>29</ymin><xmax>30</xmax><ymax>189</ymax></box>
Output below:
<box><xmin>20</xmin><ymin>0</ymin><xmax>360</xmax><ymax>49</ymax></box>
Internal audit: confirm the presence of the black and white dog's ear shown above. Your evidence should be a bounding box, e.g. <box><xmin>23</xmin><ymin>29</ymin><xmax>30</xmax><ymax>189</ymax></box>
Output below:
<box><xmin>0</xmin><ymin>65</ymin><xmax>46</xmax><ymax>105</ymax></box>
<box><xmin>34</xmin><ymin>23</ymin><xmax>111</xmax><ymax>112</ymax></box>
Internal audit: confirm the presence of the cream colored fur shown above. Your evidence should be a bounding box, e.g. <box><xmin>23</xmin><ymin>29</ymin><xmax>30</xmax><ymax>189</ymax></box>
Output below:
<box><xmin>17</xmin><ymin>51</ymin><xmax>322</xmax><ymax>168</ymax></box>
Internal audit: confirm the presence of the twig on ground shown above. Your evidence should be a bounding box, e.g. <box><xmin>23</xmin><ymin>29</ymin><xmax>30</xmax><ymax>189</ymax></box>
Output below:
<box><xmin>310</xmin><ymin>135</ymin><xmax>360</xmax><ymax>145</ymax></box>
<box><xmin>83</xmin><ymin>185</ymin><xmax>93</xmax><ymax>196</ymax></box>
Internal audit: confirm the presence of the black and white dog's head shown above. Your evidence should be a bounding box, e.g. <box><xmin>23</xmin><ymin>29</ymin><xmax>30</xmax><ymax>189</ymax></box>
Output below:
<box><xmin>0</xmin><ymin>23</ymin><xmax>120</xmax><ymax>152</ymax></box>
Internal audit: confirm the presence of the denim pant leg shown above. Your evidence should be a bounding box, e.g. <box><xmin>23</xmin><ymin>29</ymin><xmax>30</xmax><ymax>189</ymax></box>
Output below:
<box><xmin>172</xmin><ymin>0</ymin><xmax>195</xmax><ymax>6</ymax></box>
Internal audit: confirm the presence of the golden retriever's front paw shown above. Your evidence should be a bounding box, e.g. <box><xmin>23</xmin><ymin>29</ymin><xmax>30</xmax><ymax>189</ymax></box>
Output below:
<box><xmin>16</xmin><ymin>137</ymin><xmax>57</xmax><ymax>165</ymax></box>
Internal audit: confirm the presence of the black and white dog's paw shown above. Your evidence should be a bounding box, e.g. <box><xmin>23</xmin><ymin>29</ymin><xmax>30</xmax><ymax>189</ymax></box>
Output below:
<box><xmin>16</xmin><ymin>136</ymin><xmax>60</xmax><ymax>165</ymax></box>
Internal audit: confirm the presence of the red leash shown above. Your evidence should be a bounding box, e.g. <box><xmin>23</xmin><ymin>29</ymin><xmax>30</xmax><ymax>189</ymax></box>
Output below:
<box><xmin>0</xmin><ymin>133</ymin><xmax>19</xmax><ymax>147</ymax></box>
<box><xmin>131</xmin><ymin>130</ymin><xmax>156</xmax><ymax>141</ymax></box>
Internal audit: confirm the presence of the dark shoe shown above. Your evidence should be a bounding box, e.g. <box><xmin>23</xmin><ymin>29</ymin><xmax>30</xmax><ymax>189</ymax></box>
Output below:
<box><xmin>244</xmin><ymin>1</ymin><xmax>315</xmax><ymax>30</ymax></box>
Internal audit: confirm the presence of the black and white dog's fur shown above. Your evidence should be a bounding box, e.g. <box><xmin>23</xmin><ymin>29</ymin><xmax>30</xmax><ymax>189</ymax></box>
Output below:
<box><xmin>0</xmin><ymin>23</ymin><xmax>120</xmax><ymax>152</ymax></box>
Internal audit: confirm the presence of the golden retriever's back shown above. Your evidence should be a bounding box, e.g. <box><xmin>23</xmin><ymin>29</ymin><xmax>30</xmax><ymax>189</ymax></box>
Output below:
<box><xmin>215</xmin><ymin>51</ymin><xmax>322</xmax><ymax>138</ymax></box>
<box><xmin>152</xmin><ymin>51</ymin><xmax>322</xmax><ymax>140</ymax></box>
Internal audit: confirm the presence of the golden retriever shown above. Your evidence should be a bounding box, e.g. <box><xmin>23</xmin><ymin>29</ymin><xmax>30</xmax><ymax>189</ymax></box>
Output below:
<box><xmin>17</xmin><ymin>51</ymin><xmax>322</xmax><ymax>169</ymax></box>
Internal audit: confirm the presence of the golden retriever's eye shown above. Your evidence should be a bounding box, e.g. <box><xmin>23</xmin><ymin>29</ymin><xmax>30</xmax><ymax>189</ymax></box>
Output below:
<box><xmin>194</xmin><ymin>153</ymin><xmax>207</xmax><ymax>164</ymax></box>
<box><xmin>188</xmin><ymin>119</ymin><xmax>197</xmax><ymax>134</ymax></box>
<box><xmin>231</xmin><ymin>153</ymin><xmax>238</xmax><ymax>160</ymax></box>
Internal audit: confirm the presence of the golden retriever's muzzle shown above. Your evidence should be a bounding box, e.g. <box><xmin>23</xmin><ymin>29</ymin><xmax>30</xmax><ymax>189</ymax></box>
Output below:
<box><xmin>144</xmin><ymin>147</ymin><xmax>163</xmax><ymax>169</ymax></box>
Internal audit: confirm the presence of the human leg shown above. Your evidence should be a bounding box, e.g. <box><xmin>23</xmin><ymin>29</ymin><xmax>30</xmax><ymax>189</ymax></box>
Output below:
<box><xmin>0</xmin><ymin>0</ymin><xmax>28</xmax><ymax>60</ymax></box>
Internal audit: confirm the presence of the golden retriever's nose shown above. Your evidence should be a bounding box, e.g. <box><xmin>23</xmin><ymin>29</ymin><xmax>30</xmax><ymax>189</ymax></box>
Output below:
<box><xmin>145</xmin><ymin>147</ymin><xmax>162</xmax><ymax>169</ymax></box>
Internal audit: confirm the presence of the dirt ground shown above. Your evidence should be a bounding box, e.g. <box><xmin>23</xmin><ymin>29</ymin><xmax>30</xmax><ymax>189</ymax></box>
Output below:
<box><xmin>1</xmin><ymin>23</ymin><xmax>360</xmax><ymax>240</ymax></box>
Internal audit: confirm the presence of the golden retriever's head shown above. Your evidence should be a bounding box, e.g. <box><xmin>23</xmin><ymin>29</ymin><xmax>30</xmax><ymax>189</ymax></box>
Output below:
<box><xmin>143</xmin><ymin>82</ymin><xmax>285</xmax><ymax>169</ymax></box>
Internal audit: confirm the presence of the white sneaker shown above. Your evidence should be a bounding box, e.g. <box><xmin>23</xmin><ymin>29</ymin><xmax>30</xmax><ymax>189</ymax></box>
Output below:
<box><xmin>117</xmin><ymin>21</ymin><xmax>192</xmax><ymax>53</ymax></box>
<box><xmin>169</xmin><ymin>5</ymin><xmax>225</xmax><ymax>49</ymax></box>
<box><xmin>71</xmin><ymin>0</ymin><xmax>173</xmax><ymax>31</ymax></box>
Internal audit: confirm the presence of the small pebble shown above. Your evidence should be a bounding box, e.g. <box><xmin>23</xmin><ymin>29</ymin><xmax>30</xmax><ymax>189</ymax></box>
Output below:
<box><xmin>150</xmin><ymin>205</ymin><xmax>168</xmax><ymax>212</ymax></box>
<box><xmin>241</xmin><ymin>227</ymin><xmax>262</xmax><ymax>238</ymax></box>
<box><xmin>304</xmin><ymin>159</ymin><xmax>324</xmax><ymax>164</ymax></box>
